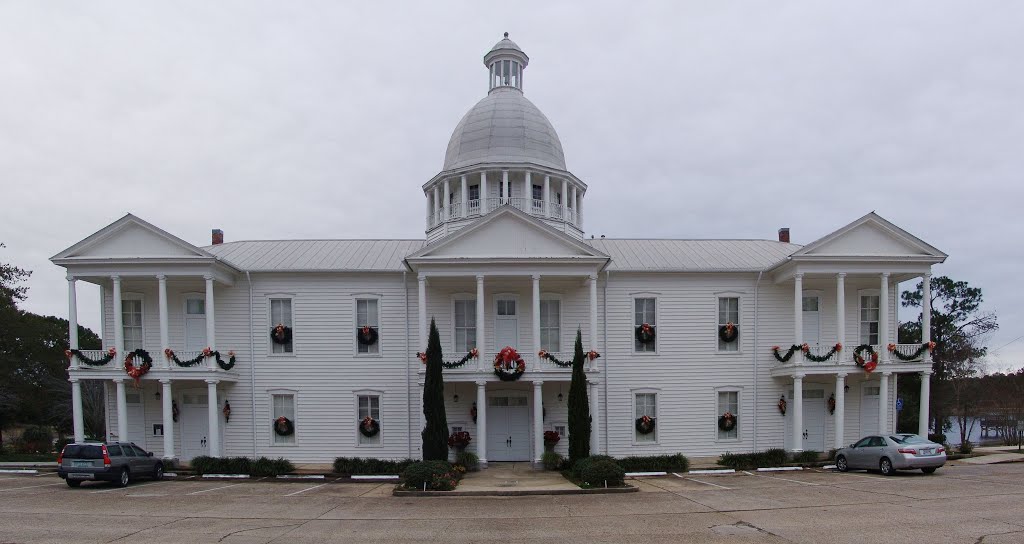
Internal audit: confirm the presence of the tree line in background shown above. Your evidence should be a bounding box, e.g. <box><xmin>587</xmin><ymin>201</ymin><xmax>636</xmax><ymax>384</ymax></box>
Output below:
<box><xmin>0</xmin><ymin>244</ymin><xmax>105</xmax><ymax>451</ymax></box>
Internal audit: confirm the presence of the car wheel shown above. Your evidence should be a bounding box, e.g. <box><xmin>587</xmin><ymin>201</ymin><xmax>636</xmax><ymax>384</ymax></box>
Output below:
<box><xmin>66</xmin><ymin>480</ymin><xmax>81</xmax><ymax>488</ymax></box>
<box><xmin>836</xmin><ymin>455</ymin><xmax>849</xmax><ymax>472</ymax></box>
<box><xmin>118</xmin><ymin>468</ymin><xmax>130</xmax><ymax>487</ymax></box>
<box><xmin>879</xmin><ymin>457</ymin><xmax>893</xmax><ymax>476</ymax></box>
<box><xmin>922</xmin><ymin>467</ymin><xmax>937</xmax><ymax>474</ymax></box>
<box><xmin>153</xmin><ymin>464</ymin><xmax>164</xmax><ymax>480</ymax></box>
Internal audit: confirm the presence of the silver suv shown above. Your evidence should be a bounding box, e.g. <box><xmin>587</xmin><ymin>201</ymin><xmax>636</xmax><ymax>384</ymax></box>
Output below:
<box><xmin>57</xmin><ymin>442</ymin><xmax>164</xmax><ymax>488</ymax></box>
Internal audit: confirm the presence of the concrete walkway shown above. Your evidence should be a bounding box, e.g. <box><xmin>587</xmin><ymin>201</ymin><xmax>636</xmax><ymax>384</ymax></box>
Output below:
<box><xmin>458</xmin><ymin>462</ymin><xmax>578</xmax><ymax>492</ymax></box>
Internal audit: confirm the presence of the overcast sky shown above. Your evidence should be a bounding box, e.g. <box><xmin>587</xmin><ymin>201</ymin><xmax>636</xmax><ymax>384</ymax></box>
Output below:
<box><xmin>2</xmin><ymin>1</ymin><xmax>1022</xmax><ymax>370</ymax></box>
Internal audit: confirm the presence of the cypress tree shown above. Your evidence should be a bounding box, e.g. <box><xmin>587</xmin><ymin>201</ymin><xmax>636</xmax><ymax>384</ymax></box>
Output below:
<box><xmin>421</xmin><ymin>319</ymin><xmax>449</xmax><ymax>460</ymax></box>
<box><xmin>567</xmin><ymin>328</ymin><xmax>591</xmax><ymax>463</ymax></box>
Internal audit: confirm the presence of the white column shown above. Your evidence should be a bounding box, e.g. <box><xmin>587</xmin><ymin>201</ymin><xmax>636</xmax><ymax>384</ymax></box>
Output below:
<box><xmin>589</xmin><ymin>379</ymin><xmax>600</xmax><ymax>454</ymax></box>
<box><xmin>205</xmin><ymin>275</ymin><xmax>216</xmax><ymax>369</ymax></box>
<box><xmin>571</xmin><ymin>185</ymin><xmax>578</xmax><ymax>223</ymax></box>
<box><xmin>543</xmin><ymin>175</ymin><xmax>551</xmax><ymax>217</ymax></box>
<box><xmin>476</xmin><ymin>380</ymin><xmax>488</xmax><ymax>467</ymax></box>
<box><xmin>589</xmin><ymin>274</ymin><xmax>598</xmax><ymax>355</ymax></box>
<box><xmin>524</xmin><ymin>171</ymin><xmax>531</xmax><ymax>209</ymax></box>
<box><xmin>834</xmin><ymin>373</ymin><xmax>846</xmax><ymax>449</ymax></box>
<box><xmin>476</xmin><ymin>275</ymin><xmax>486</xmax><ymax>370</ymax></box>
<box><xmin>879</xmin><ymin>371</ymin><xmax>891</xmax><ymax>434</ymax></box>
<box><xmin>794</xmin><ymin>273</ymin><xmax>803</xmax><ymax>364</ymax></box>
<box><xmin>115</xmin><ymin>378</ymin><xmax>128</xmax><ymax>442</ymax></box>
<box><xmin>836</xmin><ymin>273</ymin><xmax>846</xmax><ymax>361</ymax></box>
<box><xmin>206</xmin><ymin>379</ymin><xmax>220</xmax><ymax>457</ymax></box>
<box><xmin>67</xmin><ymin>276</ymin><xmax>79</xmax><ymax>369</ymax></box>
<box><xmin>532</xmin><ymin>274</ymin><xmax>541</xmax><ymax>371</ymax></box>
<box><xmin>532</xmin><ymin>380</ymin><xmax>544</xmax><ymax>465</ymax></box>
<box><xmin>160</xmin><ymin>379</ymin><xmax>175</xmax><ymax>459</ymax></box>
<box><xmin>561</xmin><ymin>179</ymin><xmax>568</xmax><ymax>216</ymax></box>
<box><xmin>157</xmin><ymin>274</ymin><xmax>169</xmax><ymax>367</ymax></box>
<box><xmin>418</xmin><ymin>275</ymin><xmax>428</xmax><ymax>348</ymax></box>
<box><xmin>112</xmin><ymin>276</ymin><xmax>124</xmax><ymax>357</ymax></box>
<box><xmin>891</xmin><ymin>373</ymin><xmax>898</xmax><ymax>432</ymax></box>
<box><xmin>425</xmin><ymin>193</ymin><xmax>432</xmax><ymax>223</ymax></box>
<box><xmin>433</xmin><ymin>186</ymin><xmax>440</xmax><ymax>221</ymax></box>
<box><xmin>460</xmin><ymin>175</ymin><xmax>468</xmax><ymax>218</ymax></box>
<box><xmin>919</xmin><ymin>370</ymin><xmax>932</xmax><ymax>437</ymax></box>
<box><xmin>880</xmin><ymin>272</ymin><xmax>890</xmax><ymax>361</ymax></box>
<box><xmin>578</xmin><ymin>191</ymin><xmax>584</xmax><ymax>227</ymax></box>
<box><xmin>480</xmin><ymin>172</ymin><xmax>488</xmax><ymax>214</ymax></box>
<box><xmin>922</xmin><ymin>272</ymin><xmax>932</xmax><ymax>361</ymax></box>
<box><xmin>793</xmin><ymin>373</ymin><xmax>804</xmax><ymax>452</ymax></box>
<box><xmin>71</xmin><ymin>378</ymin><xmax>85</xmax><ymax>443</ymax></box>
<box><xmin>443</xmin><ymin>178</ymin><xmax>450</xmax><ymax>218</ymax></box>
<box><xmin>502</xmin><ymin>170</ymin><xmax>509</xmax><ymax>204</ymax></box>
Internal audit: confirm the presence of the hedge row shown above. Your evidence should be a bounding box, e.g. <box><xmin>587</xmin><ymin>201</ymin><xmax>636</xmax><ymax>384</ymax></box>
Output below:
<box><xmin>717</xmin><ymin>448</ymin><xmax>790</xmax><ymax>469</ymax></box>
<box><xmin>190</xmin><ymin>456</ymin><xmax>295</xmax><ymax>476</ymax></box>
<box><xmin>333</xmin><ymin>457</ymin><xmax>415</xmax><ymax>475</ymax></box>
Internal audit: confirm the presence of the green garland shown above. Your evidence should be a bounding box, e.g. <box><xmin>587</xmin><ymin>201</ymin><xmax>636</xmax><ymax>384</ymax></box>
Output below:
<box><xmin>212</xmin><ymin>351</ymin><xmax>236</xmax><ymax>370</ymax></box>
<box><xmin>165</xmin><ymin>348</ymin><xmax>205</xmax><ymax>367</ymax></box>
<box><xmin>66</xmin><ymin>348</ymin><xmax>116</xmax><ymax>366</ymax></box>
<box><xmin>889</xmin><ymin>342</ymin><xmax>933</xmax><ymax>361</ymax></box>
<box><xmin>803</xmin><ymin>343</ymin><xmax>843</xmax><ymax>363</ymax></box>
<box><xmin>772</xmin><ymin>345</ymin><xmax>801</xmax><ymax>363</ymax></box>
<box><xmin>417</xmin><ymin>349</ymin><xmax>478</xmax><ymax>369</ymax></box>
<box><xmin>538</xmin><ymin>350</ymin><xmax>572</xmax><ymax>368</ymax></box>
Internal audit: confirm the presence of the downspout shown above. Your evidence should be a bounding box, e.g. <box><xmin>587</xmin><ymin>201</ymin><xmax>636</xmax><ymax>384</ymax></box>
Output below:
<box><xmin>246</xmin><ymin>271</ymin><xmax>257</xmax><ymax>457</ymax></box>
<box><xmin>753</xmin><ymin>269</ymin><xmax>763</xmax><ymax>451</ymax></box>
<box><xmin>603</xmin><ymin>269</ymin><xmax>610</xmax><ymax>454</ymax></box>
<box><xmin>404</xmin><ymin>270</ymin><xmax>413</xmax><ymax>459</ymax></box>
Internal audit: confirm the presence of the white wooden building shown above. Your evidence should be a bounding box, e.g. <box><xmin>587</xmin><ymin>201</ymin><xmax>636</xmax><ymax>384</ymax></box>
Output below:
<box><xmin>52</xmin><ymin>35</ymin><xmax>946</xmax><ymax>466</ymax></box>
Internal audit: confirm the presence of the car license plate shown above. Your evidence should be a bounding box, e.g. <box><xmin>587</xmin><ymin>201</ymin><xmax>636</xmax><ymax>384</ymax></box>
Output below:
<box><xmin>69</xmin><ymin>473</ymin><xmax>91</xmax><ymax>479</ymax></box>
<box><xmin>72</xmin><ymin>461</ymin><xmax>92</xmax><ymax>467</ymax></box>
<box><xmin>921</xmin><ymin>448</ymin><xmax>933</xmax><ymax>455</ymax></box>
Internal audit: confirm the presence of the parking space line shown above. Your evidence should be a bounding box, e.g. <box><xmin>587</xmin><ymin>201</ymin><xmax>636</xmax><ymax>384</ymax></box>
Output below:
<box><xmin>685</xmin><ymin>477</ymin><xmax>731</xmax><ymax>489</ymax></box>
<box><xmin>755</xmin><ymin>474</ymin><xmax>819</xmax><ymax>486</ymax></box>
<box><xmin>285</xmin><ymin>483</ymin><xmax>326</xmax><ymax>496</ymax></box>
<box><xmin>91</xmin><ymin>481</ymin><xmax>167</xmax><ymax>494</ymax></box>
<box><xmin>187</xmin><ymin>483</ymin><xmax>244</xmax><ymax>495</ymax></box>
<box><xmin>0</xmin><ymin>482</ymin><xmax>64</xmax><ymax>492</ymax></box>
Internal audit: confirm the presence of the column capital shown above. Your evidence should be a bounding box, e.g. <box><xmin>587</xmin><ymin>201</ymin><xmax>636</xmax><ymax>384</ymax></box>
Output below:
<box><xmin>532</xmin><ymin>380</ymin><xmax>544</xmax><ymax>387</ymax></box>
<box><xmin>69</xmin><ymin>377</ymin><xmax>80</xmax><ymax>384</ymax></box>
<box><xmin>156</xmin><ymin>274</ymin><xmax>167</xmax><ymax>281</ymax></box>
<box><xmin>418</xmin><ymin>274</ymin><xmax>428</xmax><ymax>282</ymax></box>
<box><xmin>882</xmin><ymin>371</ymin><xmax>893</xmax><ymax>377</ymax></box>
<box><xmin>203</xmin><ymin>274</ymin><xmax>214</xmax><ymax>281</ymax></box>
<box><xmin>587</xmin><ymin>379</ymin><xmax>600</xmax><ymax>386</ymax></box>
<box><xmin>881</xmin><ymin>272</ymin><xmax>891</xmax><ymax>279</ymax></box>
<box><xmin>921</xmin><ymin>370</ymin><xmax>933</xmax><ymax>377</ymax></box>
<box><xmin>531</xmin><ymin>274</ymin><xmax>541</xmax><ymax>281</ymax></box>
<box><xmin>111</xmin><ymin>275</ymin><xmax>121</xmax><ymax>282</ymax></box>
<box><xmin>794</xmin><ymin>273</ymin><xmax>804</xmax><ymax>280</ymax></box>
<box><xmin>205</xmin><ymin>378</ymin><xmax>220</xmax><ymax>385</ymax></box>
<box><xmin>588</xmin><ymin>273</ymin><xmax>598</xmax><ymax>281</ymax></box>
<box><xmin>475</xmin><ymin>380</ymin><xmax>487</xmax><ymax>387</ymax></box>
<box><xmin>66</xmin><ymin>274</ymin><xmax>77</xmax><ymax>282</ymax></box>
<box><xmin>792</xmin><ymin>373</ymin><xmax>806</xmax><ymax>380</ymax></box>
<box><xmin>836</xmin><ymin>372</ymin><xmax>848</xmax><ymax>379</ymax></box>
<box><xmin>112</xmin><ymin>377</ymin><xmax>124</xmax><ymax>384</ymax></box>
<box><xmin>836</xmin><ymin>272</ymin><xmax>847</xmax><ymax>279</ymax></box>
<box><xmin>159</xmin><ymin>378</ymin><xmax>172</xmax><ymax>385</ymax></box>
<box><xmin>475</xmin><ymin>274</ymin><xmax>485</xmax><ymax>282</ymax></box>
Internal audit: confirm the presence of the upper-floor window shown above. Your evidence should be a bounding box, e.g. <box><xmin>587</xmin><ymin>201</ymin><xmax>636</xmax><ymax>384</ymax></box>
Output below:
<box><xmin>532</xmin><ymin>184</ymin><xmax>543</xmax><ymax>201</ymax></box>
<box><xmin>540</xmin><ymin>299</ymin><xmax>561</xmax><ymax>352</ymax></box>
<box><xmin>718</xmin><ymin>297</ymin><xmax>739</xmax><ymax>352</ymax></box>
<box><xmin>634</xmin><ymin>298</ymin><xmax>657</xmax><ymax>353</ymax></box>
<box><xmin>469</xmin><ymin>184</ymin><xmax>480</xmax><ymax>201</ymax></box>
<box><xmin>453</xmin><ymin>299</ymin><xmax>477</xmax><ymax>353</ymax></box>
<box><xmin>356</xmin><ymin>299</ymin><xmax>380</xmax><ymax>354</ymax></box>
<box><xmin>860</xmin><ymin>294</ymin><xmax>880</xmax><ymax>345</ymax></box>
<box><xmin>122</xmin><ymin>298</ymin><xmax>144</xmax><ymax>352</ymax></box>
<box><xmin>270</xmin><ymin>298</ymin><xmax>293</xmax><ymax>354</ymax></box>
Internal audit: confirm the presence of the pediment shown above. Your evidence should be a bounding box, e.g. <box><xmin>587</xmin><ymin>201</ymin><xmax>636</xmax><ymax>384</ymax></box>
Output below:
<box><xmin>793</xmin><ymin>212</ymin><xmax>946</xmax><ymax>260</ymax></box>
<box><xmin>52</xmin><ymin>214</ymin><xmax>211</xmax><ymax>261</ymax></box>
<box><xmin>408</xmin><ymin>207</ymin><xmax>607</xmax><ymax>260</ymax></box>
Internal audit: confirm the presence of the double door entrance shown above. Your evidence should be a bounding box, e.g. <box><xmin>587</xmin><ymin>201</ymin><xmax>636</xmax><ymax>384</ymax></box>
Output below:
<box><xmin>786</xmin><ymin>388</ymin><xmax>826</xmax><ymax>452</ymax></box>
<box><xmin>486</xmin><ymin>390</ymin><xmax>531</xmax><ymax>461</ymax></box>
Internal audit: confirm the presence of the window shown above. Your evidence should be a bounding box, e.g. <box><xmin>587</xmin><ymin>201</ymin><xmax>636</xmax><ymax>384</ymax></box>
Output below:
<box><xmin>554</xmin><ymin>425</ymin><xmax>567</xmax><ymax>439</ymax></box>
<box><xmin>717</xmin><ymin>391</ymin><xmax>739</xmax><ymax>439</ymax></box>
<box><xmin>853</xmin><ymin>436</ymin><xmax>872</xmax><ymax>448</ymax></box>
<box><xmin>718</xmin><ymin>297</ymin><xmax>739</xmax><ymax>352</ymax></box>
<box><xmin>532</xmin><ymin>184</ymin><xmax>543</xmax><ymax>201</ymax></box>
<box><xmin>119</xmin><ymin>298</ymin><xmax>144</xmax><ymax>352</ymax></box>
<box><xmin>131</xmin><ymin>445</ymin><xmax>148</xmax><ymax>457</ymax></box>
<box><xmin>121</xmin><ymin>445</ymin><xmax>136</xmax><ymax>457</ymax></box>
<box><xmin>356</xmin><ymin>298</ymin><xmax>380</xmax><ymax>354</ymax></box>
<box><xmin>497</xmin><ymin>299</ymin><xmax>516</xmax><ymax>316</ymax></box>
<box><xmin>634</xmin><ymin>298</ymin><xmax>657</xmax><ymax>352</ymax></box>
<box><xmin>860</xmin><ymin>294</ymin><xmax>880</xmax><ymax>345</ymax></box>
<box><xmin>454</xmin><ymin>299</ymin><xmax>477</xmax><ymax>352</ymax></box>
<box><xmin>540</xmin><ymin>299</ymin><xmax>561</xmax><ymax>352</ymax></box>
<box><xmin>450</xmin><ymin>425</ymin><xmax>464</xmax><ymax>434</ymax></box>
<box><xmin>635</xmin><ymin>393</ymin><xmax>657</xmax><ymax>442</ymax></box>
<box><xmin>469</xmin><ymin>184</ymin><xmax>480</xmax><ymax>201</ymax></box>
<box><xmin>106</xmin><ymin>445</ymin><xmax>123</xmax><ymax>456</ymax></box>
<box><xmin>272</xmin><ymin>394</ymin><xmax>295</xmax><ymax>445</ymax></box>
<box><xmin>270</xmin><ymin>298</ymin><xmax>293</xmax><ymax>353</ymax></box>
<box><xmin>802</xmin><ymin>295</ymin><xmax>821</xmax><ymax>347</ymax></box>
<box><xmin>358</xmin><ymin>394</ymin><xmax>381</xmax><ymax>445</ymax></box>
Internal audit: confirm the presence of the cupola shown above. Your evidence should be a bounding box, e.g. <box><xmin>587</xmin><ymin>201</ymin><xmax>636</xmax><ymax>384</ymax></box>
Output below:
<box><xmin>484</xmin><ymin>32</ymin><xmax>529</xmax><ymax>92</ymax></box>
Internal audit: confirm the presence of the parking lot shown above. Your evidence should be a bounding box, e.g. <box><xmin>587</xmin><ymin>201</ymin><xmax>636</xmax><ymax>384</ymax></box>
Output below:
<box><xmin>1</xmin><ymin>462</ymin><xmax>1024</xmax><ymax>543</ymax></box>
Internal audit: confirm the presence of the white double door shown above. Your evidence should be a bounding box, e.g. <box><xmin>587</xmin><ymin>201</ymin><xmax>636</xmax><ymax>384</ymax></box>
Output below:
<box><xmin>787</xmin><ymin>388</ymin><xmax>826</xmax><ymax>452</ymax></box>
<box><xmin>486</xmin><ymin>390</ymin><xmax>531</xmax><ymax>462</ymax></box>
<box><xmin>180</xmin><ymin>390</ymin><xmax>210</xmax><ymax>460</ymax></box>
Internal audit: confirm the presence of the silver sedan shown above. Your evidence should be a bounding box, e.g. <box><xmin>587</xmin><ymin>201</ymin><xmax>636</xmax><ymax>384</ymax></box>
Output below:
<box><xmin>835</xmin><ymin>434</ymin><xmax>946</xmax><ymax>475</ymax></box>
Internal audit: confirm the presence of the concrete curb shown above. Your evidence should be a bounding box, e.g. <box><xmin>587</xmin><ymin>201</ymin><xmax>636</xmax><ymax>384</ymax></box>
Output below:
<box><xmin>393</xmin><ymin>485</ymin><xmax>639</xmax><ymax>497</ymax></box>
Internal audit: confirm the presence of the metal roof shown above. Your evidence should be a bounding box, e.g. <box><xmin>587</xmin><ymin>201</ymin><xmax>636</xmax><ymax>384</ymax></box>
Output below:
<box><xmin>586</xmin><ymin>239</ymin><xmax>801</xmax><ymax>272</ymax></box>
<box><xmin>204</xmin><ymin>240</ymin><xmax>425</xmax><ymax>272</ymax></box>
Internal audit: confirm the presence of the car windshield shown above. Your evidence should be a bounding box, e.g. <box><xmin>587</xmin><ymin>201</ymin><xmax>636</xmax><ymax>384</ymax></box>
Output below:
<box><xmin>62</xmin><ymin>445</ymin><xmax>104</xmax><ymax>459</ymax></box>
<box><xmin>891</xmin><ymin>435</ymin><xmax>929</xmax><ymax>445</ymax></box>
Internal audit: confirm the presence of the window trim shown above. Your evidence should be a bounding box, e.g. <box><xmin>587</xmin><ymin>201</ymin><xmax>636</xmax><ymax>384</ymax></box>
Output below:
<box><xmin>354</xmin><ymin>389</ymin><xmax>384</xmax><ymax>448</ymax></box>
<box><xmin>714</xmin><ymin>292</ymin><xmax>743</xmax><ymax>354</ymax></box>
<box><xmin>450</xmin><ymin>293</ymin><xmax>477</xmax><ymax>354</ymax></box>
<box><xmin>353</xmin><ymin>294</ymin><xmax>383</xmax><ymax>357</ymax></box>
<box><xmin>266</xmin><ymin>294</ymin><xmax>296</xmax><ymax>357</ymax></box>
<box><xmin>714</xmin><ymin>386</ymin><xmax>743</xmax><ymax>442</ymax></box>
<box><xmin>120</xmin><ymin>292</ymin><xmax>146</xmax><ymax>352</ymax></box>
<box><xmin>631</xmin><ymin>388</ymin><xmax>660</xmax><ymax>445</ymax></box>
<box><xmin>857</xmin><ymin>289</ymin><xmax>881</xmax><ymax>346</ymax></box>
<box><xmin>267</xmin><ymin>388</ymin><xmax>298</xmax><ymax>447</ymax></box>
<box><xmin>539</xmin><ymin>293</ymin><xmax>563</xmax><ymax>353</ymax></box>
<box><xmin>631</xmin><ymin>293</ymin><xmax>660</xmax><ymax>355</ymax></box>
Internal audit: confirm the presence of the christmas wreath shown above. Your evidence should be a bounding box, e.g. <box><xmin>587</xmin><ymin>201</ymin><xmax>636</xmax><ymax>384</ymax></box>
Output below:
<box><xmin>772</xmin><ymin>345</ymin><xmax>802</xmax><ymax>363</ymax></box>
<box><xmin>543</xmin><ymin>430</ymin><xmax>561</xmax><ymax>447</ymax></box>
<box><xmin>274</xmin><ymin>416</ymin><xmax>295</xmax><ymax>436</ymax></box>
<box><xmin>635</xmin><ymin>323</ymin><xmax>656</xmax><ymax>345</ymax></box>
<box><xmin>359</xmin><ymin>416</ymin><xmax>380</xmax><ymax>438</ymax></box>
<box><xmin>777</xmin><ymin>395</ymin><xmax>787</xmax><ymax>415</ymax></box>
<box><xmin>802</xmin><ymin>343</ymin><xmax>843</xmax><ymax>363</ymax></box>
<box><xmin>718</xmin><ymin>322</ymin><xmax>739</xmax><ymax>343</ymax></box>
<box><xmin>493</xmin><ymin>346</ymin><xmax>526</xmax><ymax>381</ymax></box>
<box><xmin>271</xmin><ymin>324</ymin><xmax>292</xmax><ymax>345</ymax></box>
<box><xmin>124</xmin><ymin>349</ymin><xmax>153</xmax><ymax>383</ymax></box>
<box><xmin>356</xmin><ymin>326</ymin><xmax>378</xmax><ymax>346</ymax></box>
<box><xmin>635</xmin><ymin>415</ymin><xmax>656</xmax><ymax>434</ymax></box>
<box><xmin>65</xmin><ymin>347</ymin><xmax>117</xmax><ymax>366</ymax></box>
<box><xmin>888</xmin><ymin>341</ymin><xmax>936</xmax><ymax>361</ymax></box>
<box><xmin>718</xmin><ymin>411</ymin><xmax>737</xmax><ymax>432</ymax></box>
<box><xmin>827</xmin><ymin>394</ymin><xmax>836</xmax><ymax>415</ymax></box>
<box><xmin>447</xmin><ymin>430</ymin><xmax>471</xmax><ymax>449</ymax></box>
<box><xmin>853</xmin><ymin>344</ymin><xmax>879</xmax><ymax>373</ymax></box>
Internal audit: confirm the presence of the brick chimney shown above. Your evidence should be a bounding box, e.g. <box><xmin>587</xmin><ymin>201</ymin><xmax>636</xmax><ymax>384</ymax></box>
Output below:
<box><xmin>212</xmin><ymin>229</ymin><xmax>224</xmax><ymax>245</ymax></box>
<box><xmin>778</xmin><ymin>228</ymin><xmax>790</xmax><ymax>243</ymax></box>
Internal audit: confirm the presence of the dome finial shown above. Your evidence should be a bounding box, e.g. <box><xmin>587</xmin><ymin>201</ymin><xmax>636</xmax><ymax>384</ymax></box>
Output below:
<box><xmin>504</xmin><ymin>32</ymin><xmax>509</xmax><ymax>38</ymax></box>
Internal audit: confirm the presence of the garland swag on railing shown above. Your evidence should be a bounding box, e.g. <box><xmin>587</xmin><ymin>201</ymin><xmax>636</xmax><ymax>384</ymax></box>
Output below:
<box><xmin>538</xmin><ymin>349</ymin><xmax>601</xmax><ymax>367</ymax></box>
<box><xmin>887</xmin><ymin>342</ymin><xmax>936</xmax><ymax>361</ymax></box>
<box><xmin>65</xmin><ymin>347</ymin><xmax>117</xmax><ymax>366</ymax></box>
<box><xmin>802</xmin><ymin>343</ymin><xmax>843</xmax><ymax>363</ymax></box>
<box><xmin>772</xmin><ymin>345</ymin><xmax>802</xmax><ymax>363</ymax></box>
<box><xmin>164</xmin><ymin>347</ymin><xmax>237</xmax><ymax>370</ymax></box>
<box><xmin>416</xmin><ymin>348</ymin><xmax>479</xmax><ymax>369</ymax></box>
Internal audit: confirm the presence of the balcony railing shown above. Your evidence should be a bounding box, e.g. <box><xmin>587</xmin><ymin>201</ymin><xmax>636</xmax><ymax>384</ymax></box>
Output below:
<box><xmin>891</xmin><ymin>343</ymin><xmax>931</xmax><ymax>362</ymax></box>
<box><xmin>425</xmin><ymin>349</ymin><xmax>591</xmax><ymax>374</ymax></box>
<box><xmin>70</xmin><ymin>347</ymin><xmax>235</xmax><ymax>372</ymax></box>
<box><xmin>428</xmin><ymin>197</ymin><xmax>581</xmax><ymax>230</ymax></box>
<box><xmin>774</xmin><ymin>343</ymin><xmax>930</xmax><ymax>367</ymax></box>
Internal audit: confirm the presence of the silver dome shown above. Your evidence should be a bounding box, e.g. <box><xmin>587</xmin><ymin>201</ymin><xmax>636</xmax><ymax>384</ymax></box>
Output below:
<box><xmin>442</xmin><ymin>87</ymin><xmax>566</xmax><ymax>171</ymax></box>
